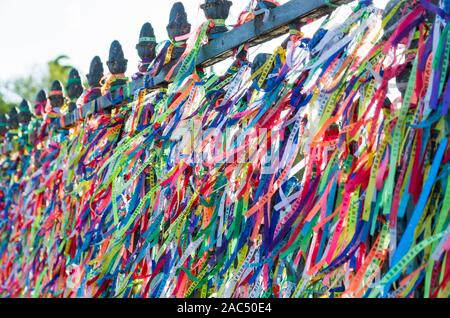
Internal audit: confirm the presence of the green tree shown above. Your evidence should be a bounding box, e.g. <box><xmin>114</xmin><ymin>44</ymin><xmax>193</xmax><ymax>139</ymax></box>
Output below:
<box><xmin>0</xmin><ymin>92</ymin><xmax>14</xmax><ymax>115</ymax></box>
<box><xmin>1</xmin><ymin>55</ymin><xmax>73</xmax><ymax>105</ymax></box>
<box><xmin>44</xmin><ymin>55</ymin><xmax>72</xmax><ymax>86</ymax></box>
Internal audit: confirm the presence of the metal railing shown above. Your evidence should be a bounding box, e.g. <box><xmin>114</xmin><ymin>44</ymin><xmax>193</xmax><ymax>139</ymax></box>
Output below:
<box><xmin>60</xmin><ymin>0</ymin><xmax>353</xmax><ymax>128</ymax></box>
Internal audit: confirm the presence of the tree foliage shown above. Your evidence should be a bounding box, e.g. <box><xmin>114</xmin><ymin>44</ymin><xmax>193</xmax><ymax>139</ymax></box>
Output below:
<box><xmin>0</xmin><ymin>92</ymin><xmax>14</xmax><ymax>114</ymax></box>
<box><xmin>45</xmin><ymin>55</ymin><xmax>72</xmax><ymax>86</ymax></box>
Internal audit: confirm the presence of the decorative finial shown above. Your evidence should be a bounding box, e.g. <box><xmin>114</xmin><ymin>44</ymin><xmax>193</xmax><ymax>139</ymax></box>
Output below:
<box><xmin>85</xmin><ymin>56</ymin><xmax>104</xmax><ymax>103</ymax></box>
<box><xmin>251</xmin><ymin>53</ymin><xmax>280</xmax><ymax>90</ymax></box>
<box><xmin>87</xmin><ymin>56</ymin><xmax>104</xmax><ymax>88</ymax></box>
<box><xmin>166</xmin><ymin>3</ymin><xmax>192</xmax><ymax>62</ymax></box>
<box><xmin>104</xmin><ymin>40</ymin><xmax>129</xmax><ymax>96</ymax></box>
<box><xmin>107</xmin><ymin>40</ymin><xmax>128</xmax><ymax>75</ymax></box>
<box><xmin>167</xmin><ymin>2</ymin><xmax>191</xmax><ymax>41</ymax></box>
<box><xmin>133</xmin><ymin>23</ymin><xmax>157</xmax><ymax>80</ymax></box>
<box><xmin>48</xmin><ymin>80</ymin><xmax>65</xmax><ymax>112</ymax></box>
<box><xmin>66</xmin><ymin>68</ymin><xmax>83</xmax><ymax>113</ymax></box>
<box><xmin>17</xmin><ymin>99</ymin><xmax>33</xmax><ymax>125</ymax></box>
<box><xmin>201</xmin><ymin>0</ymin><xmax>232</xmax><ymax>37</ymax></box>
<box><xmin>34</xmin><ymin>90</ymin><xmax>47</xmax><ymax>118</ymax></box>
<box><xmin>136</xmin><ymin>22</ymin><xmax>157</xmax><ymax>61</ymax></box>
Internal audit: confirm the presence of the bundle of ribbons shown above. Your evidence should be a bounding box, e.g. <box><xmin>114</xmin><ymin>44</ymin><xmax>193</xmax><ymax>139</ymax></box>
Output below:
<box><xmin>0</xmin><ymin>0</ymin><xmax>449</xmax><ymax>298</ymax></box>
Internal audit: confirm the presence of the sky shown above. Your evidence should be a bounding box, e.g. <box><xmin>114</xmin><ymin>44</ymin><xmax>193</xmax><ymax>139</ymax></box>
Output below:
<box><xmin>0</xmin><ymin>1</ymin><xmax>284</xmax><ymax>82</ymax></box>
<box><xmin>0</xmin><ymin>0</ymin><xmax>389</xmax><ymax>101</ymax></box>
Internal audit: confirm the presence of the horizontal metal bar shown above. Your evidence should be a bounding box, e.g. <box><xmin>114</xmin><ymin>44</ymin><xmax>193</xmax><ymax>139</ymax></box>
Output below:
<box><xmin>60</xmin><ymin>0</ymin><xmax>353</xmax><ymax>128</ymax></box>
<box><xmin>197</xmin><ymin>0</ymin><xmax>352</xmax><ymax>67</ymax></box>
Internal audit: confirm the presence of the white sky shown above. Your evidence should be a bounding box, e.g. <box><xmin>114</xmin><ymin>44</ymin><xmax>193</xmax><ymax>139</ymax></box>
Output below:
<box><xmin>0</xmin><ymin>0</ymin><xmax>389</xmax><ymax>100</ymax></box>
<box><xmin>0</xmin><ymin>0</ymin><xmax>285</xmax><ymax>82</ymax></box>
